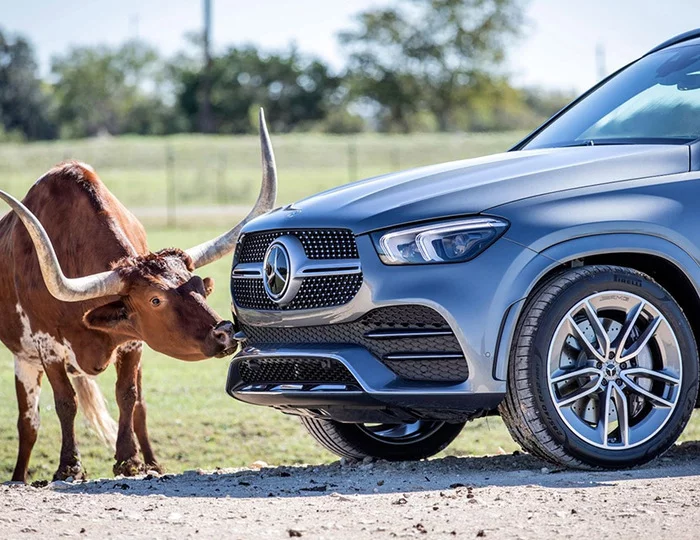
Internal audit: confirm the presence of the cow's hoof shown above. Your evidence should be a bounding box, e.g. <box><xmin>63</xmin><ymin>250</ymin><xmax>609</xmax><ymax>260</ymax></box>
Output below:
<box><xmin>144</xmin><ymin>461</ymin><xmax>165</xmax><ymax>475</ymax></box>
<box><xmin>113</xmin><ymin>457</ymin><xmax>143</xmax><ymax>477</ymax></box>
<box><xmin>53</xmin><ymin>462</ymin><xmax>86</xmax><ymax>482</ymax></box>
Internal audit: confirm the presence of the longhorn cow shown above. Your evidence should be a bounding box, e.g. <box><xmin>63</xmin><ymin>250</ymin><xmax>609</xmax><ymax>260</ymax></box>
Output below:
<box><xmin>0</xmin><ymin>110</ymin><xmax>277</xmax><ymax>482</ymax></box>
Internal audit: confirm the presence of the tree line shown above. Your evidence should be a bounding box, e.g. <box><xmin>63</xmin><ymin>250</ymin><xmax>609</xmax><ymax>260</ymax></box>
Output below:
<box><xmin>0</xmin><ymin>0</ymin><xmax>574</xmax><ymax>141</ymax></box>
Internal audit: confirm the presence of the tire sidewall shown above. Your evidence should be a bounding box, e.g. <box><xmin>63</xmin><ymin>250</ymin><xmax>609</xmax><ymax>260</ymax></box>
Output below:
<box><xmin>333</xmin><ymin>421</ymin><xmax>465</xmax><ymax>461</ymax></box>
<box><xmin>526</xmin><ymin>268</ymin><xmax>698</xmax><ymax>467</ymax></box>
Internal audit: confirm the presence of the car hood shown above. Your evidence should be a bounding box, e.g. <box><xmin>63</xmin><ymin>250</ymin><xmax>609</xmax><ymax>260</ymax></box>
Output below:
<box><xmin>249</xmin><ymin>144</ymin><xmax>689</xmax><ymax>234</ymax></box>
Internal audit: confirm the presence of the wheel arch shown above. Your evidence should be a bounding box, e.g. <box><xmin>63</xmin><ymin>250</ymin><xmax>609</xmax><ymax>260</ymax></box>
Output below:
<box><xmin>494</xmin><ymin>233</ymin><xmax>700</xmax><ymax>386</ymax></box>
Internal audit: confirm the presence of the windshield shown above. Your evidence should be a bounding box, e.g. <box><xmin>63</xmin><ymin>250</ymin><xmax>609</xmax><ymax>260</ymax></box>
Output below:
<box><xmin>523</xmin><ymin>43</ymin><xmax>700</xmax><ymax>149</ymax></box>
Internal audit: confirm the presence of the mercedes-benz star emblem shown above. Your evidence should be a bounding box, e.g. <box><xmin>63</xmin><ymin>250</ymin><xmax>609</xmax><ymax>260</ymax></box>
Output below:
<box><xmin>263</xmin><ymin>243</ymin><xmax>290</xmax><ymax>301</ymax></box>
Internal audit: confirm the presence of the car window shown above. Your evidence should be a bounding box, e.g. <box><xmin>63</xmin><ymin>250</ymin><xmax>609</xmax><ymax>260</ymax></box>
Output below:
<box><xmin>524</xmin><ymin>44</ymin><xmax>700</xmax><ymax>149</ymax></box>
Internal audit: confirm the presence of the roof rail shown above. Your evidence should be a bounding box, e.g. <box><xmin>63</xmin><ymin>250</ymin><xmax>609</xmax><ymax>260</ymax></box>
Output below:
<box><xmin>646</xmin><ymin>29</ymin><xmax>700</xmax><ymax>55</ymax></box>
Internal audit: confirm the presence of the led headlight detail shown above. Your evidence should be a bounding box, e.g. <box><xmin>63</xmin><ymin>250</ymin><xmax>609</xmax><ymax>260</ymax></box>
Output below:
<box><xmin>374</xmin><ymin>217</ymin><xmax>508</xmax><ymax>265</ymax></box>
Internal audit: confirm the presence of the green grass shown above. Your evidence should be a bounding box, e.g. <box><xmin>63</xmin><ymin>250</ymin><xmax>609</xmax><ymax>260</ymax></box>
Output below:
<box><xmin>0</xmin><ymin>132</ymin><xmax>526</xmax><ymax>210</ymax></box>
<box><xmin>3</xmin><ymin>133</ymin><xmax>700</xmax><ymax>481</ymax></box>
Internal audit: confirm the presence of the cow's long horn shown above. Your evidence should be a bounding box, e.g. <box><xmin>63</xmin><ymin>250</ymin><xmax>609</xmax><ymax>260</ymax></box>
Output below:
<box><xmin>0</xmin><ymin>190</ymin><xmax>124</xmax><ymax>302</ymax></box>
<box><xmin>185</xmin><ymin>108</ymin><xmax>278</xmax><ymax>269</ymax></box>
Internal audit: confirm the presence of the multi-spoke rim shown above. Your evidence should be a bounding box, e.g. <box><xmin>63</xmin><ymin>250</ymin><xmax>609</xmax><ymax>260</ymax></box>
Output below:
<box><xmin>358</xmin><ymin>420</ymin><xmax>444</xmax><ymax>445</ymax></box>
<box><xmin>547</xmin><ymin>291</ymin><xmax>682</xmax><ymax>450</ymax></box>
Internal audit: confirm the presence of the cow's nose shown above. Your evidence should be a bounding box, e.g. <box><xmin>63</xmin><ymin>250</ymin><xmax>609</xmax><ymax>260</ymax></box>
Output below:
<box><xmin>211</xmin><ymin>320</ymin><xmax>235</xmax><ymax>347</ymax></box>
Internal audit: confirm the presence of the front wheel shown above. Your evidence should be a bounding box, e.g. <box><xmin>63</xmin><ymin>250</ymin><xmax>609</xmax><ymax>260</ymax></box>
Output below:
<box><xmin>300</xmin><ymin>417</ymin><xmax>465</xmax><ymax>461</ymax></box>
<box><xmin>500</xmin><ymin>265</ymin><xmax>698</xmax><ymax>469</ymax></box>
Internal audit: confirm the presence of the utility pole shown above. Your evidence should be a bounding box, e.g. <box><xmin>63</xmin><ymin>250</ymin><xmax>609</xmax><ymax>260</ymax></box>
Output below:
<box><xmin>596</xmin><ymin>42</ymin><xmax>607</xmax><ymax>82</ymax></box>
<box><xmin>199</xmin><ymin>0</ymin><xmax>214</xmax><ymax>133</ymax></box>
<box><xmin>129</xmin><ymin>14</ymin><xmax>140</xmax><ymax>40</ymax></box>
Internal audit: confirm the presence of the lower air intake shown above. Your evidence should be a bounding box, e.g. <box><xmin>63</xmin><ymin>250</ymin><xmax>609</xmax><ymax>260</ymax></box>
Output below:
<box><xmin>240</xmin><ymin>305</ymin><xmax>469</xmax><ymax>383</ymax></box>
<box><xmin>238</xmin><ymin>357</ymin><xmax>358</xmax><ymax>385</ymax></box>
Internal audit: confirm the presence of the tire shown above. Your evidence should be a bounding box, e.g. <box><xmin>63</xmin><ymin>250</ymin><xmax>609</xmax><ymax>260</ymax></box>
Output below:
<box><xmin>499</xmin><ymin>265</ymin><xmax>698</xmax><ymax>469</ymax></box>
<box><xmin>300</xmin><ymin>417</ymin><xmax>465</xmax><ymax>461</ymax></box>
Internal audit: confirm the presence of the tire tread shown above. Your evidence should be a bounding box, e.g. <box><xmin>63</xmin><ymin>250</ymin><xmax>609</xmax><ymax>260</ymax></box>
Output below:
<box><xmin>498</xmin><ymin>265</ymin><xmax>697</xmax><ymax>469</ymax></box>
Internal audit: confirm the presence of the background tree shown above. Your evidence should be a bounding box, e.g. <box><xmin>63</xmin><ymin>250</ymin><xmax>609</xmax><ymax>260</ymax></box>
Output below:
<box><xmin>0</xmin><ymin>29</ymin><xmax>56</xmax><ymax>140</ymax></box>
<box><xmin>521</xmin><ymin>87</ymin><xmax>575</xmax><ymax>122</ymax></box>
<box><xmin>339</xmin><ymin>0</ymin><xmax>525</xmax><ymax>132</ymax></box>
<box><xmin>0</xmin><ymin>2</ymin><xmax>573</xmax><ymax>140</ymax></box>
<box><xmin>172</xmin><ymin>44</ymin><xmax>340</xmax><ymax>134</ymax></box>
<box><xmin>51</xmin><ymin>41</ymin><xmax>173</xmax><ymax>138</ymax></box>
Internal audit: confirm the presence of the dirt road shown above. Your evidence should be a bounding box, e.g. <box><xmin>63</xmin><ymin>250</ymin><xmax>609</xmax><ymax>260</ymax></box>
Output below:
<box><xmin>3</xmin><ymin>443</ymin><xmax>700</xmax><ymax>539</ymax></box>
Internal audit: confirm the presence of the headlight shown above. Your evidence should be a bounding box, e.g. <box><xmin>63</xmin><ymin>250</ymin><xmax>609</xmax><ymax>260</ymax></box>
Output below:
<box><xmin>372</xmin><ymin>217</ymin><xmax>508</xmax><ymax>265</ymax></box>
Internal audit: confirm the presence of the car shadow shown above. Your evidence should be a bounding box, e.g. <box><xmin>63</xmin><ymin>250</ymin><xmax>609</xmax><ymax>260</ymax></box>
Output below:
<box><xmin>40</xmin><ymin>441</ymin><xmax>700</xmax><ymax>499</ymax></box>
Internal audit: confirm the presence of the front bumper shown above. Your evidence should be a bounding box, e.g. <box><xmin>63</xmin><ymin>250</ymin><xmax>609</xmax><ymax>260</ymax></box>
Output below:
<box><xmin>226</xmin><ymin>346</ymin><xmax>505</xmax><ymax>422</ymax></box>
<box><xmin>227</xmin><ymin>226</ymin><xmax>555</xmax><ymax>423</ymax></box>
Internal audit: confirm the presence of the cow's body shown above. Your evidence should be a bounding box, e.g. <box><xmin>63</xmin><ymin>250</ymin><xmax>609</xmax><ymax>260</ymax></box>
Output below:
<box><xmin>0</xmin><ymin>111</ymin><xmax>277</xmax><ymax>482</ymax></box>
<box><xmin>0</xmin><ymin>162</ymin><xmax>148</xmax><ymax>365</ymax></box>
<box><xmin>0</xmin><ymin>162</ymin><xmax>160</xmax><ymax>480</ymax></box>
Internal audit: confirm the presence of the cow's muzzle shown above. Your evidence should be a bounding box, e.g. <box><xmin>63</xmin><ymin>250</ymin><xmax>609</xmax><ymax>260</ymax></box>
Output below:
<box><xmin>210</xmin><ymin>320</ymin><xmax>239</xmax><ymax>358</ymax></box>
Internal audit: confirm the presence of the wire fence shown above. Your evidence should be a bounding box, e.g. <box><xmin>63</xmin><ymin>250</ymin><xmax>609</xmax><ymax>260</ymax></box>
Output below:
<box><xmin>0</xmin><ymin>132</ymin><xmax>524</xmax><ymax>226</ymax></box>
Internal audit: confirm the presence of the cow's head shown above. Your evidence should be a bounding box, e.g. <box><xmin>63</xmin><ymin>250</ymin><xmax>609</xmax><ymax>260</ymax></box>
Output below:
<box><xmin>82</xmin><ymin>248</ymin><xmax>230</xmax><ymax>360</ymax></box>
<box><xmin>0</xmin><ymin>109</ymin><xmax>278</xmax><ymax>361</ymax></box>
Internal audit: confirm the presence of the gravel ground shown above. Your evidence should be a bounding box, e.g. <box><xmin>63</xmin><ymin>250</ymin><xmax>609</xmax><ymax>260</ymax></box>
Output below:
<box><xmin>3</xmin><ymin>443</ymin><xmax>700</xmax><ymax>540</ymax></box>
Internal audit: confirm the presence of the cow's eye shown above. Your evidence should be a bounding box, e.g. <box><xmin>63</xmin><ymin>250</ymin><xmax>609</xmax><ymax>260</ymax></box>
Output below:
<box><xmin>150</xmin><ymin>297</ymin><xmax>161</xmax><ymax>307</ymax></box>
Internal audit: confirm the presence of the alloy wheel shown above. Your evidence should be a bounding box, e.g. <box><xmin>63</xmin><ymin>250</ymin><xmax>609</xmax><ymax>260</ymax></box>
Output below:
<box><xmin>547</xmin><ymin>291</ymin><xmax>682</xmax><ymax>450</ymax></box>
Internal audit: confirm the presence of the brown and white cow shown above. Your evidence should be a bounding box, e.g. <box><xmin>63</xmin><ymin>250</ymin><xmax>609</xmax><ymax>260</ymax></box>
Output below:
<box><xmin>0</xmin><ymin>110</ymin><xmax>277</xmax><ymax>482</ymax></box>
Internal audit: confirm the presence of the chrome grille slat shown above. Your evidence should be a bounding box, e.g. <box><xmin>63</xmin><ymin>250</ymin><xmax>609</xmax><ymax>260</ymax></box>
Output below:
<box><xmin>364</xmin><ymin>329</ymin><xmax>455</xmax><ymax>339</ymax></box>
<box><xmin>384</xmin><ymin>353</ymin><xmax>465</xmax><ymax>360</ymax></box>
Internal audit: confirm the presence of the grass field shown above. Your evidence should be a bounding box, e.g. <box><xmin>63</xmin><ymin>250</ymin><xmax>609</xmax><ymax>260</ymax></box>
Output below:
<box><xmin>0</xmin><ymin>132</ymin><xmax>526</xmax><ymax>214</ymax></box>
<box><xmin>2</xmin><ymin>133</ymin><xmax>700</xmax><ymax>481</ymax></box>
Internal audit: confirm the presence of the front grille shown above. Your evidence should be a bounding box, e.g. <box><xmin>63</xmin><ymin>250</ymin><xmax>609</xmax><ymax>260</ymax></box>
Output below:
<box><xmin>237</xmin><ymin>229</ymin><xmax>358</xmax><ymax>263</ymax></box>
<box><xmin>232</xmin><ymin>274</ymin><xmax>363</xmax><ymax>310</ymax></box>
<box><xmin>232</xmin><ymin>228</ymin><xmax>362</xmax><ymax>311</ymax></box>
<box><xmin>238</xmin><ymin>357</ymin><xmax>358</xmax><ymax>385</ymax></box>
<box><xmin>240</xmin><ymin>306</ymin><xmax>469</xmax><ymax>383</ymax></box>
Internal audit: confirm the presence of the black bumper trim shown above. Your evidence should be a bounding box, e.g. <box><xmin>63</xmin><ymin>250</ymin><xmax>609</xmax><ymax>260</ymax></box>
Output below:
<box><xmin>226</xmin><ymin>360</ymin><xmax>504</xmax><ymax>422</ymax></box>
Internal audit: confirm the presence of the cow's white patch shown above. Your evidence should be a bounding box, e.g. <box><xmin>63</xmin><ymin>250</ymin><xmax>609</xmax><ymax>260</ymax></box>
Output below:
<box><xmin>14</xmin><ymin>356</ymin><xmax>42</xmax><ymax>431</ymax></box>
<box><xmin>16</xmin><ymin>303</ymin><xmax>96</xmax><ymax>375</ymax></box>
<box><xmin>118</xmin><ymin>340</ymin><xmax>143</xmax><ymax>356</ymax></box>
<box><xmin>15</xmin><ymin>303</ymin><xmax>118</xmax><ymax>446</ymax></box>
<box><xmin>16</xmin><ymin>304</ymin><xmax>67</xmax><ymax>367</ymax></box>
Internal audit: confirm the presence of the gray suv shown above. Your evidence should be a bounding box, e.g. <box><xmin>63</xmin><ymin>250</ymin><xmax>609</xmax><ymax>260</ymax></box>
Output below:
<box><xmin>227</xmin><ymin>30</ymin><xmax>700</xmax><ymax>469</ymax></box>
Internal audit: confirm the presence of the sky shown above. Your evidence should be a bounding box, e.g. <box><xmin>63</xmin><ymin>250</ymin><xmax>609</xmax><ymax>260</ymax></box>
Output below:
<box><xmin>4</xmin><ymin>0</ymin><xmax>700</xmax><ymax>93</ymax></box>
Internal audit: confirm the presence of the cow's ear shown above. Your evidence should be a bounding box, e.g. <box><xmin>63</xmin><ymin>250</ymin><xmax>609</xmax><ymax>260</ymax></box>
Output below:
<box><xmin>203</xmin><ymin>277</ymin><xmax>215</xmax><ymax>297</ymax></box>
<box><xmin>83</xmin><ymin>300</ymin><xmax>135</xmax><ymax>334</ymax></box>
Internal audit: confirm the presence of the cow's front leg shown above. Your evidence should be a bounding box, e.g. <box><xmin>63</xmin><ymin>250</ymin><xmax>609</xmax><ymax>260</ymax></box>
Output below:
<box><xmin>44</xmin><ymin>362</ymin><xmax>85</xmax><ymax>481</ymax></box>
<box><xmin>133</xmin><ymin>356</ymin><xmax>163</xmax><ymax>474</ymax></box>
<box><xmin>12</xmin><ymin>356</ymin><xmax>43</xmax><ymax>482</ymax></box>
<box><xmin>113</xmin><ymin>345</ymin><xmax>143</xmax><ymax>476</ymax></box>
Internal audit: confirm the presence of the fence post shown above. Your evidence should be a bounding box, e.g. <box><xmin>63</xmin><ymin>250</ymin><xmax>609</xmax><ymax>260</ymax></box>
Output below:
<box><xmin>348</xmin><ymin>140</ymin><xmax>358</xmax><ymax>183</ymax></box>
<box><xmin>216</xmin><ymin>151</ymin><xmax>227</xmax><ymax>204</ymax></box>
<box><xmin>165</xmin><ymin>143</ymin><xmax>176</xmax><ymax>228</ymax></box>
<box><xmin>391</xmin><ymin>147</ymin><xmax>400</xmax><ymax>171</ymax></box>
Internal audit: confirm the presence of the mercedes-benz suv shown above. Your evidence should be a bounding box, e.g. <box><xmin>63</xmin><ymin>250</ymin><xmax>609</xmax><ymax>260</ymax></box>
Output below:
<box><xmin>227</xmin><ymin>30</ymin><xmax>700</xmax><ymax>469</ymax></box>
